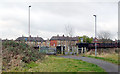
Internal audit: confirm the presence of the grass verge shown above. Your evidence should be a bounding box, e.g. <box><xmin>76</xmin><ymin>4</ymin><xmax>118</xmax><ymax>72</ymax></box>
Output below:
<box><xmin>16</xmin><ymin>55</ymin><xmax>105</xmax><ymax>72</ymax></box>
<box><xmin>5</xmin><ymin>55</ymin><xmax>106</xmax><ymax>72</ymax></box>
<box><xmin>82</xmin><ymin>52</ymin><xmax>119</xmax><ymax>65</ymax></box>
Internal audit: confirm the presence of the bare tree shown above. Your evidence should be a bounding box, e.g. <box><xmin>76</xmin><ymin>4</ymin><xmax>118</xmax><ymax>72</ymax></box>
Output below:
<box><xmin>65</xmin><ymin>25</ymin><xmax>74</xmax><ymax>37</ymax></box>
<box><xmin>97</xmin><ymin>31</ymin><xmax>112</xmax><ymax>43</ymax></box>
<box><xmin>65</xmin><ymin>25</ymin><xmax>74</xmax><ymax>52</ymax></box>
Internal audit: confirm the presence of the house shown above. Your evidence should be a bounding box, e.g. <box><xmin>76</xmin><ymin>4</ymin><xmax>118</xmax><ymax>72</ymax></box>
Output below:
<box><xmin>50</xmin><ymin>35</ymin><xmax>79</xmax><ymax>54</ymax></box>
<box><xmin>16</xmin><ymin>35</ymin><xmax>44</xmax><ymax>47</ymax></box>
<box><xmin>15</xmin><ymin>35</ymin><xmax>80</xmax><ymax>54</ymax></box>
<box><xmin>16</xmin><ymin>35</ymin><xmax>51</xmax><ymax>48</ymax></box>
<box><xmin>50</xmin><ymin>35</ymin><xmax>79</xmax><ymax>46</ymax></box>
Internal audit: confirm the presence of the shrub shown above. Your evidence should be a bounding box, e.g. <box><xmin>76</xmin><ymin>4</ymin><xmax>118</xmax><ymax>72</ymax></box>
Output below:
<box><xmin>2</xmin><ymin>40</ymin><xmax>45</xmax><ymax>71</ymax></box>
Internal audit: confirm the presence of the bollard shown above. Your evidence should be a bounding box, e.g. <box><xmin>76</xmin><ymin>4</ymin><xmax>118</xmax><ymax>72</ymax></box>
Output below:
<box><xmin>81</xmin><ymin>47</ymin><xmax>83</xmax><ymax>54</ymax></box>
<box><xmin>77</xmin><ymin>46</ymin><xmax>78</xmax><ymax>55</ymax></box>
<box><xmin>61</xmin><ymin>46</ymin><xmax>63</xmax><ymax>54</ymax></box>
<box><xmin>84</xmin><ymin>47</ymin><xmax>87</xmax><ymax>54</ymax></box>
<box><xmin>83</xmin><ymin>47</ymin><xmax>86</xmax><ymax>53</ymax></box>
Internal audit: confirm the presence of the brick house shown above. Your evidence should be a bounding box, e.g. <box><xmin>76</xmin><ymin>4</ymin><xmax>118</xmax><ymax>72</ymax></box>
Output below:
<box><xmin>50</xmin><ymin>35</ymin><xmax>79</xmax><ymax>54</ymax></box>
<box><xmin>16</xmin><ymin>35</ymin><xmax>45</xmax><ymax>47</ymax></box>
<box><xmin>16</xmin><ymin>35</ymin><xmax>79</xmax><ymax>54</ymax></box>
<box><xmin>16</xmin><ymin>35</ymin><xmax>51</xmax><ymax>48</ymax></box>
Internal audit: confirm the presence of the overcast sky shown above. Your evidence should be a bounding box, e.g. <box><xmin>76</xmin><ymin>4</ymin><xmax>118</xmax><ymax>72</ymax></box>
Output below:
<box><xmin>0</xmin><ymin>0</ymin><xmax>119</xmax><ymax>40</ymax></box>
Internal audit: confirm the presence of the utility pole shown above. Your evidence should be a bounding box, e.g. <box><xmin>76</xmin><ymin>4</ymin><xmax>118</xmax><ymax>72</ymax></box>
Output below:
<box><xmin>28</xmin><ymin>6</ymin><xmax>31</xmax><ymax>41</ymax></box>
<box><xmin>93</xmin><ymin>15</ymin><xmax>97</xmax><ymax>56</ymax></box>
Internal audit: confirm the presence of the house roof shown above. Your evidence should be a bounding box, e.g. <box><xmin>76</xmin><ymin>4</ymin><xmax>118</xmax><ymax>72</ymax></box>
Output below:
<box><xmin>2</xmin><ymin>39</ymin><xmax>13</xmax><ymax>42</ymax></box>
<box><xmin>16</xmin><ymin>36</ymin><xmax>44</xmax><ymax>42</ymax></box>
<box><xmin>50</xmin><ymin>35</ymin><xmax>79</xmax><ymax>41</ymax></box>
<box><xmin>72</xmin><ymin>37</ymin><xmax>79</xmax><ymax>41</ymax></box>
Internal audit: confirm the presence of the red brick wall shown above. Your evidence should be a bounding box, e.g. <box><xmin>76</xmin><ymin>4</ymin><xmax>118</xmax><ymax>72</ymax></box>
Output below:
<box><xmin>50</xmin><ymin>40</ymin><xmax>57</xmax><ymax>47</ymax></box>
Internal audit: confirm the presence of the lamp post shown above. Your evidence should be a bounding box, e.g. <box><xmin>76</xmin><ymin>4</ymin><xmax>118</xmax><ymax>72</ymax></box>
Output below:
<box><xmin>28</xmin><ymin>6</ymin><xmax>31</xmax><ymax>41</ymax></box>
<box><xmin>117</xmin><ymin>32</ymin><xmax>120</xmax><ymax>48</ymax></box>
<box><xmin>93</xmin><ymin>15</ymin><xmax>97</xmax><ymax>56</ymax></box>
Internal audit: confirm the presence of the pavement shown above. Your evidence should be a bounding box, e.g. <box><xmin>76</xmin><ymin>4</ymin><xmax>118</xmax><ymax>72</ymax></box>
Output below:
<box><xmin>59</xmin><ymin>55</ymin><xmax>118</xmax><ymax>72</ymax></box>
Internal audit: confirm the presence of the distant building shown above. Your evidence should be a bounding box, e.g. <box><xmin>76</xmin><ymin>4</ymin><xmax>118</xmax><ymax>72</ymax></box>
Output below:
<box><xmin>16</xmin><ymin>35</ymin><xmax>45</xmax><ymax>47</ymax></box>
<box><xmin>50</xmin><ymin>35</ymin><xmax>79</xmax><ymax>46</ymax></box>
<box><xmin>50</xmin><ymin>35</ymin><xmax>79</xmax><ymax>52</ymax></box>
<box><xmin>16</xmin><ymin>35</ymin><xmax>44</xmax><ymax>42</ymax></box>
<box><xmin>2</xmin><ymin>39</ymin><xmax>13</xmax><ymax>42</ymax></box>
<box><xmin>15</xmin><ymin>35</ymin><xmax>80</xmax><ymax>54</ymax></box>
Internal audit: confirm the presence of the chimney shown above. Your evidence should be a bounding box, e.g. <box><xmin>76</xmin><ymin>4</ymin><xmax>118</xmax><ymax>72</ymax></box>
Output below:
<box><xmin>57</xmin><ymin>34</ymin><xmax>59</xmax><ymax>37</ymax></box>
<box><xmin>63</xmin><ymin>35</ymin><xmax>64</xmax><ymax>37</ymax></box>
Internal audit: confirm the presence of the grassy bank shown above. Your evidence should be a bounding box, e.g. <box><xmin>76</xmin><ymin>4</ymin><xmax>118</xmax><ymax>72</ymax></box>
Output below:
<box><xmin>85</xmin><ymin>54</ymin><xmax>118</xmax><ymax>65</ymax></box>
<box><xmin>2</xmin><ymin>41</ymin><xmax>45</xmax><ymax>71</ymax></box>
<box><xmin>9</xmin><ymin>56</ymin><xmax>105</xmax><ymax>72</ymax></box>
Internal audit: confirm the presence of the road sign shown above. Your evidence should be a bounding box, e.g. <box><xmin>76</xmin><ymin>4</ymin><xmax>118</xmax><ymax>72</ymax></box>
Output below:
<box><xmin>25</xmin><ymin>38</ymin><xmax>27</xmax><ymax>41</ymax></box>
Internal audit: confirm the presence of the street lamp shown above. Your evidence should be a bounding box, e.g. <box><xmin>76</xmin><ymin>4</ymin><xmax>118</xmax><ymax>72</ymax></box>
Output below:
<box><xmin>93</xmin><ymin>15</ymin><xmax>97</xmax><ymax>56</ymax></box>
<box><xmin>28</xmin><ymin>6</ymin><xmax>31</xmax><ymax>41</ymax></box>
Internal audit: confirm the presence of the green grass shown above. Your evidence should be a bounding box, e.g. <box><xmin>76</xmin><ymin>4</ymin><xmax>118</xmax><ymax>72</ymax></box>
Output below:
<box><xmin>20</xmin><ymin>56</ymin><xmax>105</xmax><ymax>72</ymax></box>
<box><xmin>26</xmin><ymin>61</ymin><xmax>39</xmax><ymax>68</ymax></box>
<box><xmin>6</xmin><ymin>56</ymin><xmax>105</xmax><ymax>72</ymax></box>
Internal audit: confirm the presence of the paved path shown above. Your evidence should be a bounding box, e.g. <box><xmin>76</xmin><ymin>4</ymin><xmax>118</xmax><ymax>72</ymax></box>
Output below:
<box><xmin>60</xmin><ymin>55</ymin><xmax>118</xmax><ymax>72</ymax></box>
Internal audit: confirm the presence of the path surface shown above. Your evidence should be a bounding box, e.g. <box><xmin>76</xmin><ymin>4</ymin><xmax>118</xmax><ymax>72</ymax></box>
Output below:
<box><xmin>60</xmin><ymin>55</ymin><xmax>118</xmax><ymax>72</ymax></box>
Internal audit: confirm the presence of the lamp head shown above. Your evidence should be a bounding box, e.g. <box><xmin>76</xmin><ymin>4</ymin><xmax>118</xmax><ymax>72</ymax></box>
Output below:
<box><xmin>29</xmin><ymin>6</ymin><xmax>31</xmax><ymax>7</ymax></box>
<box><xmin>93</xmin><ymin>15</ymin><xmax>96</xmax><ymax>17</ymax></box>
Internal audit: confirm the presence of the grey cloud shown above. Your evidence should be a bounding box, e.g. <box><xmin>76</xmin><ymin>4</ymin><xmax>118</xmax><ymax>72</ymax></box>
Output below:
<box><xmin>0</xmin><ymin>2</ymin><xmax>118</xmax><ymax>40</ymax></box>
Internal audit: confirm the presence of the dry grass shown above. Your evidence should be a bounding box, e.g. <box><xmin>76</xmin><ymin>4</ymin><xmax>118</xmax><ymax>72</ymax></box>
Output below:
<box><xmin>84</xmin><ymin>48</ymin><xmax>119</xmax><ymax>64</ymax></box>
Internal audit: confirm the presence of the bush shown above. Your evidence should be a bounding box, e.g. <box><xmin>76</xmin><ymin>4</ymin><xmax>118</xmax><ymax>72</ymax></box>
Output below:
<box><xmin>2</xmin><ymin>40</ymin><xmax>45</xmax><ymax>71</ymax></box>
